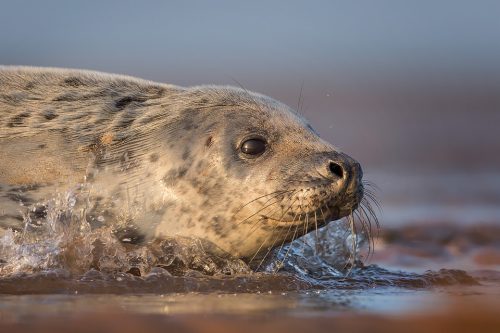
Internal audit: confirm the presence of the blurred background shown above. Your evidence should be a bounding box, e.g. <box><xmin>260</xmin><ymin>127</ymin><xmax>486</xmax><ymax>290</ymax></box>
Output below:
<box><xmin>1</xmin><ymin>0</ymin><xmax>499</xmax><ymax>226</ymax></box>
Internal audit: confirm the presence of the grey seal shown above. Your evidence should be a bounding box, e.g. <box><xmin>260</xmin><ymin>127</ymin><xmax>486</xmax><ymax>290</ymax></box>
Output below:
<box><xmin>0</xmin><ymin>66</ymin><xmax>372</xmax><ymax>262</ymax></box>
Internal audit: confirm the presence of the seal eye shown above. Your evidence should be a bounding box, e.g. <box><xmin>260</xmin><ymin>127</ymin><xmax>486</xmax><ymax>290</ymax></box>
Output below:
<box><xmin>240</xmin><ymin>138</ymin><xmax>267</xmax><ymax>156</ymax></box>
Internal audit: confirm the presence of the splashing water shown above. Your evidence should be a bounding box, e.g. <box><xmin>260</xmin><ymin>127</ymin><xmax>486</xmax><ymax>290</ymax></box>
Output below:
<box><xmin>0</xmin><ymin>188</ymin><xmax>254</xmax><ymax>278</ymax></box>
<box><xmin>0</xmin><ymin>190</ymin><xmax>94</xmax><ymax>276</ymax></box>
<box><xmin>0</xmin><ymin>188</ymin><xmax>479</xmax><ymax>294</ymax></box>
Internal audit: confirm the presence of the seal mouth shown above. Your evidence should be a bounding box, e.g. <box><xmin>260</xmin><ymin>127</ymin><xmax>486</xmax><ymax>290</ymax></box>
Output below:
<box><xmin>260</xmin><ymin>180</ymin><xmax>378</xmax><ymax>260</ymax></box>
<box><xmin>261</xmin><ymin>180</ymin><xmax>364</xmax><ymax>228</ymax></box>
<box><xmin>236</xmin><ymin>171</ymin><xmax>379</xmax><ymax>267</ymax></box>
<box><xmin>263</xmin><ymin>205</ymin><xmax>343</xmax><ymax>227</ymax></box>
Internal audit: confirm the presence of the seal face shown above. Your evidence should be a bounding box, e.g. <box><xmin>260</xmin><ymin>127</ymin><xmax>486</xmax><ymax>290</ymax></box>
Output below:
<box><xmin>0</xmin><ymin>66</ymin><xmax>365</xmax><ymax>261</ymax></box>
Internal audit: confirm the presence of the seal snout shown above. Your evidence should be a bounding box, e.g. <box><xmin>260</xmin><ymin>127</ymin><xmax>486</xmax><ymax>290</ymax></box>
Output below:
<box><xmin>321</xmin><ymin>151</ymin><xmax>364</xmax><ymax>211</ymax></box>
<box><xmin>323</xmin><ymin>152</ymin><xmax>362</xmax><ymax>186</ymax></box>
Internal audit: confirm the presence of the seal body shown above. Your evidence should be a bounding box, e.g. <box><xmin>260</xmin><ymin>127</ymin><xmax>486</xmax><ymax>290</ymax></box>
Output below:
<box><xmin>0</xmin><ymin>66</ymin><xmax>363</xmax><ymax>260</ymax></box>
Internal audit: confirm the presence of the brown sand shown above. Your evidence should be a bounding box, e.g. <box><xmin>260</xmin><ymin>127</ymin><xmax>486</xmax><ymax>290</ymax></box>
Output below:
<box><xmin>1</xmin><ymin>302</ymin><xmax>499</xmax><ymax>333</ymax></box>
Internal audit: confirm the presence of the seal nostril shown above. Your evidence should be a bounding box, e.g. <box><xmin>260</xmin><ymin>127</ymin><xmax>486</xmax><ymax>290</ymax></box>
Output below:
<box><xmin>328</xmin><ymin>161</ymin><xmax>344</xmax><ymax>179</ymax></box>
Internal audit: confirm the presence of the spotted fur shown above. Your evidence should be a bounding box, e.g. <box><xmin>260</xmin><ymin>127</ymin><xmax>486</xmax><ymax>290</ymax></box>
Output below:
<box><xmin>0</xmin><ymin>66</ymin><xmax>366</xmax><ymax>260</ymax></box>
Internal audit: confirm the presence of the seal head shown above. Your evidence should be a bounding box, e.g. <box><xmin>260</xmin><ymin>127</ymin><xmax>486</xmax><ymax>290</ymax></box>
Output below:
<box><xmin>148</xmin><ymin>86</ymin><xmax>364</xmax><ymax>260</ymax></box>
<box><xmin>0</xmin><ymin>67</ymin><xmax>365</xmax><ymax>261</ymax></box>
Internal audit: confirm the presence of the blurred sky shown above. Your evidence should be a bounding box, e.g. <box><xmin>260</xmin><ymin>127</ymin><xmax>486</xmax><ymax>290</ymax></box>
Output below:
<box><xmin>1</xmin><ymin>0</ymin><xmax>499</xmax><ymax>172</ymax></box>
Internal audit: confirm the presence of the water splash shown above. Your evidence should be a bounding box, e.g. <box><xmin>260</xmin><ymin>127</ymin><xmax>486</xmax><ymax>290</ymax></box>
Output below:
<box><xmin>0</xmin><ymin>190</ymin><xmax>94</xmax><ymax>276</ymax></box>
<box><xmin>259</xmin><ymin>219</ymin><xmax>366</xmax><ymax>276</ymax></box>
<box><xmin>0</xmin><ymin>189</ymin><xmax>250</xmax><ymax>278</ymax></box>
<box><xmin>0</xmin><ymin>189</ymin><xmax>480</xmax><ymax>294</ymax></box>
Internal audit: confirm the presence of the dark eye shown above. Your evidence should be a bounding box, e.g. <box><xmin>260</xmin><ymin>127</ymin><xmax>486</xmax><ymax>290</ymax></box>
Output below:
<box><xmin>240</xmin><ymin>138</ymin><xmax>267</xmax><ymax>156</ymax></box>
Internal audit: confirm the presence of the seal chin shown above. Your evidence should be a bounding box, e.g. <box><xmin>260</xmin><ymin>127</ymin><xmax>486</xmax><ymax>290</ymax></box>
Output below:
<box><xmin>265</xmin><ymin>187</ymin><xmax>363</xmax><ymax>229</ymax></box>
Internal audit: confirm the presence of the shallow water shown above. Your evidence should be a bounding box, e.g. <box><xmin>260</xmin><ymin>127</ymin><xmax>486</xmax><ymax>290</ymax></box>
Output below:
<box><xmin>1</xmin><ymin>283</ymin><xmax>498</xmax><ymax>319</ymax></box>
<box><xmin>1</xmin><ymin>172</ymin><xmax>499</xmax><ymax>332</ymax></box>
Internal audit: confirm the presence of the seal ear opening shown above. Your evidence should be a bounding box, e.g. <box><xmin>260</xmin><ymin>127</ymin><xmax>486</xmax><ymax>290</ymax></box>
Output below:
<box><xmin>205</xmin><ymin>136</ymin><xmax>213</xmax><ymax>147</ymax></box>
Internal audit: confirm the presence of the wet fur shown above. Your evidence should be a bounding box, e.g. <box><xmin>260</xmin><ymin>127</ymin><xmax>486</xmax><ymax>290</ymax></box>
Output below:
<box><xmin>0</xmin><ymin>66</ymin><xmax>370</xmax><ymax>260</ymax></box>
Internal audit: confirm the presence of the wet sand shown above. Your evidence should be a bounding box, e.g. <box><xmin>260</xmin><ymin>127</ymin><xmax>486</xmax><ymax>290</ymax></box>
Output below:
<box><xmin>1</xmin><ymin>293</ymin><xmax>500</xmax><ymax>333</ymax></box>
<box><xmin>1</xmin><ymin>220</ymin><xmax>500</xmax><ymax>332</ymax></box>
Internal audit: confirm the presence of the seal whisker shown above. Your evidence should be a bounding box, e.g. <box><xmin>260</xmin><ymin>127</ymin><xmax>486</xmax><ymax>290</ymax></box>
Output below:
<box><xmin>318</xmin><ymin>206</ymin><xmax>328</xmax><ymax>225</ymax></box>
<box><xmin>363</xmin><ymin>203</ymin><xmax>378</xmax><ymax>261</ymax></box>
<box><xmin>313</xmin><ymin>210</ymin><xmax>320</xmax><ymax>253</ymax></box>
<box><xmin>233</xmin><ymin>189</ymin><xmax>291</xmax><ymax>217</ymax></box>
<box><xmin>229</xmin><ymin>77</ymin><xmax>266</xmax><ymax>115</ymax></box>
<box><xmin>274</xmin><ymin>213</ymin><xmax>303</xmax><ymax>272</ymax></box>
<box><xmin>357</xmin><ymin>202</ymin><xmax>373</xmax><ymax>235</ymax></box>
<box><xmin>365</xmin><ymin>192</ymin><xmax>382</xmax><ymax>214</ymax></box>
<box><xmin>262</xmin><ymin>202</ymin><xmax>300</xmax><ymax>272</ymax></box>
<box><xmin>255</xmin><ymin>210</ymin><xmax>304</xmax><ymax>272</ymax></box>
<box><xmin>297</xmin><ymin>80</ymin><xmax>305</xmax><ymax>115</ymax></box>
<box><xmin>245</xmin><ymin>205</ymin><xmax>285</xmax><ymax>257</ymax></box>
<box><xmin>248</xmin><ymin>217</ymin><xmax>280</xmax><ymax>265</ymax></box>
<box><xmin>353</xmin><ymin>208</ymin><xmax>373</xmax><ymax>262</ymax></box>
<box><xmin>302</xmin><ymin>205</ymin><xmax>310</xmax><ymax>248</ymax></box>
<box><xmin>274</xmin><ymin>208</ymin><xmax>300</xmax><ymax>272</ymax></box>
<box><xmin>233</xmin><ymin>190</ymin><xmax>293</xmax><ymax>233</ymax></box>
<box><xmin>360</xmin><ymin>198</ymin><xmax>381</xmax><ymax>258</ymax></box>
<box><xmin>235</xmin><ymin>190</ymin><xmax>295</xmax><ymax>227</ymax></box>
<box><xmin>361</xmin><ymin>196</ymin><xmax>380</xmax><ymax>230</ymax></box>
<box><xmin>246</xmin><ymin>196</ymin><xmax>298</xmax><ymax>264</ymax></box>
<box><xmin>363</xmin><ymin>189</ymin><xmax>377</xmax><ymax>202</ymax></box>
<box><xmin>316</xmin><ymin>206</ymin><xmax>330</xmax><ymax>255</ymax></box>
<box><xmin>243</xmin><ymin>202</ymin><xmax>283</xmax><ymax>239</ymax></box>
<box><xmin>253</xmin><ymin>201</ymin><xmax>296</xmax><ymax>269</ymax></box>
<box><xmin>361</xmin><ymin>180</ymin><xmax>382</xmax><ymax>213</ymax></box>
<box><xmin>343</xmin><ymin>213</ymin><xmax>357</xmax><ymax>277</ymax></box>
<box><xmin>362</xmin><ymin>180</ymin><xmax>380</xmax><ymax>192</ymax></box>
<box><xmin>363</xmin><ymin>189</ymin><xmax>380</xmax><ymax>207</ymax></box>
